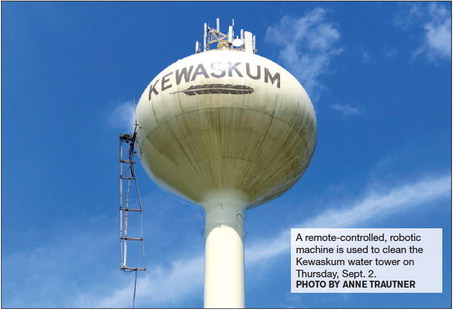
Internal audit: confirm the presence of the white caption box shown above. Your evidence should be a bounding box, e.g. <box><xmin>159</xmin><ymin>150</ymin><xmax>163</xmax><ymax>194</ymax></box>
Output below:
<box><xmin>291</xmin><ymin>228</ymin><xmax>442</xmax><ymax>293</ymax></box>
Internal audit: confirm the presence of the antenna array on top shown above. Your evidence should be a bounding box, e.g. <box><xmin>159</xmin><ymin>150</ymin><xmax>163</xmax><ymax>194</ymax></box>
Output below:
<box><xmin>195</xmin><ymin>18</ymin><xmax>257</xmax><ymax>54</ymax></box>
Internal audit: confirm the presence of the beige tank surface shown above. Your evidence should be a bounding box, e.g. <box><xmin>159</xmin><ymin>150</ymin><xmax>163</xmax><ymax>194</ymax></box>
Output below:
<box><xmin>135</xmin><ymin>20</ymin><xmax>317</xmax><ymax>308</ymax></box>
<box><xmin>136</xmin><ymin>49</ymin><xmax>317</xmax><ymax>208</ymax></box>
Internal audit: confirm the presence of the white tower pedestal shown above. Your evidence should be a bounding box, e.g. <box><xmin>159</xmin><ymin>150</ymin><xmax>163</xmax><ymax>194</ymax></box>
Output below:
<box><xmin>202</xmin><ymin>190</ymin><xmax>247</xmax><ymax>308</ymax></box>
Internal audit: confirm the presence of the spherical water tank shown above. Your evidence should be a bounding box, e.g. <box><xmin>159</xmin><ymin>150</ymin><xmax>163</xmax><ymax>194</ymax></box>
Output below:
<box><xmin>135</xmin><ymin>49</ymin><xmax>317</xmax><ymax>208</ymax></box>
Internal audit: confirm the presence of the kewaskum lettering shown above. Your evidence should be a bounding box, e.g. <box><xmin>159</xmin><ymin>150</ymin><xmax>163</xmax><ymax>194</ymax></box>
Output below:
<box><xmin>149</xmin><ymin>62</ymin><xmax>281</xmax><ymax>99</ymax></box>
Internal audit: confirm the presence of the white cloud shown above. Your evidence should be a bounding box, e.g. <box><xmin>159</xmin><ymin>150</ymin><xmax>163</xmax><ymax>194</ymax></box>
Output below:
<box><xmin>93</xmin><ymin>256</ymin><xmax>204</xmax><ymax>308</ymax></box>
<box><xmin>422</xmin><ymin>3</ymin><xmax>451</xmax><ymax>60</ymax></box>
<box><xmin>246</xmin><ymin>174</ymin><xmax>450</xmax><ymax>265</ymax></box>
<box><xmin>265</xmin><ymin>9</ymin><xmax>342</xmax><ymax>100</ymax></box>
<box><xmin>359</xmin><ymin>47</ymin><xmax>372</xmax><ymax>63</ymax></box>
<box><xmin>383</xmin><ymin>47</ymin><xmax>397</xmax><ymax>59</ymax></box>
<box><xmin>393</xmin><ymin>3</ymin><xmax>423</xmax><ymax>29</ymax></box>
<box><xmin>2</xmin><ymin>215</ymin><xmax>118</xmax><ymax>308</ymax></box>
<box><xmin>303</xmin><ymin>174</ymin><xmax>450</xmax><ymax>228</ymax></box>
<box><xmin>331</xmin><ymin>103</ymin><xmax>361</xmax><ymax>116</ymax></box>
<box><xmin>2</xmin><ymin>212</ymin><xmax>203</xmax><ymax>308</ymax></box>
<box><xmin>395</xmin><ymin>3</ymin><xmax>451</xmax><ymax>62</ymax></box>
<box><xmin>108</xmin><ymin>100</ymin><xmax>136</xmax><ymax>132</ymax></box>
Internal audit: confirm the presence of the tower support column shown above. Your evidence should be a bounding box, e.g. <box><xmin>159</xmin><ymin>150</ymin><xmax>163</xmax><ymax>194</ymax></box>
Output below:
<box><xmin>202</xmin><ymin>190</ymin><xmax>247</xmax><ymax>308</ymax></box>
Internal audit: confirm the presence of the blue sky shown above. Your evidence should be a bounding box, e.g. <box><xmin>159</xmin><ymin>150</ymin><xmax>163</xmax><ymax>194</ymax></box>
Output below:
<box><xmin>2</xmin><ymin>1</ymin><xmax>451</xmax><ymax>308</ymax></box>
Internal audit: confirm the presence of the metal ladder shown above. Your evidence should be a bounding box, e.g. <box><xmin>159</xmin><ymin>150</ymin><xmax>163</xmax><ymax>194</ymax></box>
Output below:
<box><xmin>119</xmin><ymin>127</ymin><xmax>146</xmax><ymax>272</ymax></box>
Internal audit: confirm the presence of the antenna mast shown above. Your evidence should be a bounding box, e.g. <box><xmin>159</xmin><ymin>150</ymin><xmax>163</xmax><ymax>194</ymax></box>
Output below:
<box><xmin>195</xmin><ymin>18</ymin><xmax>257</xmax><ymax>54</ymax></box>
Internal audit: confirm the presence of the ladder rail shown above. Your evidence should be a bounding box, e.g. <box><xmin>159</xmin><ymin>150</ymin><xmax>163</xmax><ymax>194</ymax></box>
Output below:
<box><xmin>119</xmin><ymin>139</ymin><xmax>125</xmax><ymax>268</ymax></box>
<box><xmin>131</xmin><ymin>161</ymin><xmax>147</xmax><ymax>270</ymax></box>
<box><xmin>123</xmin><ymin>176</ymin><xmax>132</xmax><ymax>267</ymax></box>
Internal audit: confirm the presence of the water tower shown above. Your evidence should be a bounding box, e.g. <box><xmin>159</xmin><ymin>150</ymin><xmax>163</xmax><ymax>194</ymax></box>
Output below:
<box><xmin>135</xmin><ymin>19</ymin><xmax>317</xmax><ymax>308</ymax></box>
